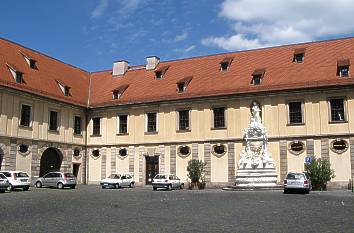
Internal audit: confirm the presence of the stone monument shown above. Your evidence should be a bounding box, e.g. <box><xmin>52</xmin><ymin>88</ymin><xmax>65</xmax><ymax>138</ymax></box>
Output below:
<box><xmin>235</xmin><ymin>101</ymin><xmax>278</xmax><ymax>188</ymax></box>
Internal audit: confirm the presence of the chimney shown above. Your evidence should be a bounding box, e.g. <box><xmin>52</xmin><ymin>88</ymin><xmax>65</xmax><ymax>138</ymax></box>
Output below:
<box><xmin>146</xmin><ymin>56</ymin><xmax>160</xmax><ymax>70</ymax></box>
<box><xmin>112</xmin><ymin>60</ymin><xmax>129</xmax><ymax>76</ymax></box>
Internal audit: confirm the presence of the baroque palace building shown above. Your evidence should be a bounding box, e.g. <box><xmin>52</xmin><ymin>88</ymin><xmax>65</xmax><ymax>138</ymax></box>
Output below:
<box><xmin>0</xmin><ymin>37</ymin><xmax>353</xmax><ymax>187</ymax></box>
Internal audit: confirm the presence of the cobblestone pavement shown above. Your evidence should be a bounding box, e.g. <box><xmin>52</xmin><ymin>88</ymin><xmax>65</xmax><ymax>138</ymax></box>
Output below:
<box><xmin>0</xmin><ymin>185</ymin><xmax>353</xmax><ymax>233</ymax></box>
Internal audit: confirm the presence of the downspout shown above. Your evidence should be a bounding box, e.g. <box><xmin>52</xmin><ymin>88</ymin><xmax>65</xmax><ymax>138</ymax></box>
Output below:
<box><xmin>84</xmin><ymin>73</ymin><xmax>92</xmax><ymax>184</ymax></box>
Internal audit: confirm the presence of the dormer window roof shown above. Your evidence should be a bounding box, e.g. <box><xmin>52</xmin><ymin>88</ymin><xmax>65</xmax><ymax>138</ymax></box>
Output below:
<box><xmin>56</xmin><ymin>80</ymin><xmax>71</xmax><ymax>96</ymax></box>
<box><xmin>220</xmin><ymin>57</ymin><xmax>234</xmax><ymax>72</ymax></box>
<box><xmin>176</xmin><ymin>76</ymin><xmax>192</xmax><ymax>93</ymax></box>
<box><xmin>7</xmin><ymin>64</ymin><xmax>24</xmax><ymax>84</ymax></box>
<box><xmin>251</xmin><ymin>69</ymin><xmax>266</xmax><ymax>85</ymax></box>
<box><xmin>112</xmin><ymin>84</ymin><xmax>129</xmax><ymax>99</ymax></box>
<box><xmin>155</xmin><ymin>66</ymin><xmax>169</xmax><ymax>79</ymax></box>
<box><xmin>20</xmin><ymin>51</ymin><xmax>38</xmax><ymax>69</ymax></box>
<box><xmin>337</xmin><ymin>59</ymin><xmax>350</xmax><ymax>77</ymax></box>
<box><xmin>293</xmin><ymin>48</ymin><xmax>305</xmax><ymax>63</ymax></box>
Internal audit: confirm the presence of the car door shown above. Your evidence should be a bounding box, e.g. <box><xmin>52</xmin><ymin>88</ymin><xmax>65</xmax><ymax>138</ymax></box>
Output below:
<box><xmin>42</xmin><ymin>173</ymin><xmax>52</xmax><ymax>186</ymax></box>
<box><xmin>121</xmin><ymin>175</ymin><xmax>128</xmax><ymax>186</ymax></box>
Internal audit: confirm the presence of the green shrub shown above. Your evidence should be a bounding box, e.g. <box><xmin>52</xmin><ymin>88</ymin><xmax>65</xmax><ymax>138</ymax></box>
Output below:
<box><xmin>187</xmin><ymin>159</ymin><xmax>206</xmax><ymax>183</ymax></box>
<box><xmin>305</xmin><ymin>157</ymin><xmax>335</xmax><ymax>191</ymax></box>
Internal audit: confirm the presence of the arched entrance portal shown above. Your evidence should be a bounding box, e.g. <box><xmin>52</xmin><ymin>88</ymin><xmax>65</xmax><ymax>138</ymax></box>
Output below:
<box><xmin>40</xmin><ymin>148</ymin><xmax>63</xmax><ymax>177</ymax></box>
<box><xmin>0</xmin><ymin>148</ymin><xmax>4</xmax><ymax>170</ymax></box>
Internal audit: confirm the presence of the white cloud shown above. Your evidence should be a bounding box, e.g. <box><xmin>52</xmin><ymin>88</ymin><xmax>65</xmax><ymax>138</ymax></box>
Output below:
<box><xmin>91</xmin><ymin>0</ymin><xmax>109</xmax><ymax>18</ymax></box>
<box><xmin>184</xmin><ymin>45</ymin><xmax>195</xmax><ymax>52</ymax></box>
<box><xmin>174</xmin><ymin>32</ymin><xmax>188</xmax><ymax>42</ymax></box>
<box><xmin>203</xmin><ymin>0</ymin><xmax>354</xmax><ymax>51</ymax></box>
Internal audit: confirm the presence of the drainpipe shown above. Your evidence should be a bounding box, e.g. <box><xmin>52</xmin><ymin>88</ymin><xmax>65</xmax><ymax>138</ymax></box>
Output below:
<box><xmin>84</xmin><ymin>108</ymin><xmax>90</xmax><ymax>184</ymax></box>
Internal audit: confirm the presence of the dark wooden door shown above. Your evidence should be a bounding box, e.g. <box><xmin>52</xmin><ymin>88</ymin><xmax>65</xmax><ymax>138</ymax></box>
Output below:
<box><xmin>146</xmin><ymin>156</ymin><xmax>159</xmax><ymax>185</ymax></box>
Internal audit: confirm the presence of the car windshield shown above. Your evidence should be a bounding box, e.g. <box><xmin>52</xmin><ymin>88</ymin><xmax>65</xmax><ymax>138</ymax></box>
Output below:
<box><xmin>286</xmin><ymin>173</ymin><xmax>306</xmax><ymax>180</ymax></box>
<box><xmin>154</xmin><ymin>175</ymin><xmax>167</xmax><ymax>179</ymax></box>
<box><xmin>0</xmin><ymin>173</ymin><xmax>6</xmax><ymax>179</ymax></box>
<box><xmin>16</xmin><ymin>172</ymin><xmax>29</xmax><ymax>178</ymax></box>
<box><xmin>64</xmin><ymin>173</ymin><xmax>75</xmax><ymax>178</ymax></box>
<box><xmin>108</xmin><ymin>174</ymin><xmax>119</xmax><ymax>179</ymax></box>
<box><xmin>2</xmin><ymin>172</ymin><xmax>11</xmax><ymax>177</ymax></box>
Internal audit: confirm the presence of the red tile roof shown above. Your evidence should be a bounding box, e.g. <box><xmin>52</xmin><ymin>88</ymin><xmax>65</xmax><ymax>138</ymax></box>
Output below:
<box><xmin>1</xmin><ymin>37</ymin><xmax>354</xmax><ymax>108</ymax></box>
<box><xmin>0</xmin><ymin>38</ymin><xmax>90</xmax><ymax>107</ymax></box>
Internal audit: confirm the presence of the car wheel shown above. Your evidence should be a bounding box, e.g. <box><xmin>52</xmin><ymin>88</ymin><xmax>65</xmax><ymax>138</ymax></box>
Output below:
<box><xmin>153</xmin><ymin>187</ymin><xmax>157</xmax><ymax>191</ymax></box>
<box><xmin>57</xmin><ymin>182</ymin><xmax>64</xmax><ymax>189</ymax></box>
<box><xmin>180</xmin><ymin>183</ymin><xmax>184</xmax><ymax>189</ymax></box>
<box><xmin>23</xmin><ymin>186</ymin><xmax>29</xmax><ymax>191</ymax></box>
<box><xmin>115</xmin><ymin>183</ymin><xmax>120</xmax><ymax>189</ymax></box>
<box><xmin>167</xmin><ymin>184</ymin><xmax>172</xmax><ymax>191</ymax></box>
<box><xmin>129</xmin><ymin>182</ymin><xmax>135</xmax><ymax>188</ymax></box>
<box><xmin>305</xmin><ymin>189</ymin><xmax>310</xmax><ymax>194</ymax></box>
<box><xmin>70</xmin><ymin>185</ymin><xmax>76</xmax><ymax>189</ymax></box>
<box><xmin>35</xmin><ymin>182</ymin><xmax>42</xmax><ymax>188</ymax></box>
<box><xmin>283</xmin><ymin>189</ymin><xmax>288</xmax><ymax>194</ymax></box>
<box><xmin>7</xmin><ymin>184</ymin><xmax>13</xmax><ymax>191</ymax></box>
<box><xmin>0</xmin><ymin>190</ymin><xmax>5</xmax><ymax>193</ymax></box>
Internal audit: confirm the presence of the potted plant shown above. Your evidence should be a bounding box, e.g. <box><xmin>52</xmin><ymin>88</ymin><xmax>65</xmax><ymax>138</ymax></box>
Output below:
<box><xmin>305</xmin><ymin>157</ymin><xmax>335</xmax><ymax>191</ymax></box>
<box><xmin>187</xmin><ymin>159</ymin><xmax>206</xmax><ymax>189</ymax></box>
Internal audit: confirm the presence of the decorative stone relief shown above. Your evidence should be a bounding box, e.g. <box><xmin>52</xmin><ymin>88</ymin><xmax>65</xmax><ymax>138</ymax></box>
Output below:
<box><xmin>330</xmin><ymin>139</ymin><xmax>349</xmax><ymax>154</ymax></box>
<box><xmin>211</xmin><ymin>143</ymin><xmax>227</xmax><ymax>158</ymax></box>
<box><xmin>288</xmin><ymin>141</ymin><xmax>306</xmax><ymax>155</ymax></box>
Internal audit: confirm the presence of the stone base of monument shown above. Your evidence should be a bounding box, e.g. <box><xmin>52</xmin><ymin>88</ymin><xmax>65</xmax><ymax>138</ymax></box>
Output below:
<box><xmin>224</xmin><ymin>168</ymin><xmax>283</xmax><ymax>191</ymax></box>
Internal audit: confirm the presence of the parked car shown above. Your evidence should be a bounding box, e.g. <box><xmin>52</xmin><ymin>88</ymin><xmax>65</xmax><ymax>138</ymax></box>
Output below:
<box><xmin>100</xmin><ymin>173</ymin><xmax>135</xmax><ymax>189</ymax></box>
<box><xmin>35</xmin><ymin>172</ymin><xmax>76</xmax><ymax>189</ymax></box>
<box><xmin>0</xmin><ymin>171</ymin><xmax>31</xmax><ymax>191</ymax></box>
<box><xmin>152</xmin><ymin>174</ymin><xmax>184</xmax><ymax>191</ymax></box>
<box><xmin>0</xmin><ymin>173</ymin><xmax>10</xmax><ymax>193</ymax></box>
<box><xmin>284</xmin><ymin>172</ymin><xmax>311</xmax><ymax>194</ymax></box>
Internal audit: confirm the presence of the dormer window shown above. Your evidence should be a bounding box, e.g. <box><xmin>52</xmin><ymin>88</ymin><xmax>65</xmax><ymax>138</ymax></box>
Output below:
<box><xmin>15</xmin><ymin>71</ymin><xmax>24</xmax><ymax>83</ymax></box>
<box><xmin>112</xmin><ymin>84</ymin><xmax>129</xmax><ymax>100</ymax></box>
<box><xmin>220</xmin><ymin>57</ymin><xmax>233</xmax><ymax>72</ymax></box>
<box><xmin>56</xmin><ymin>80</ymin><xmax>70</xmax><ymax>96</ymax></box>
<box><xmin>337</xmin><ymin>59</ymin><xmax>350</xmax><ymax>77</ymax></box>
<box><xmin>251</xmin><ymin>69</ymin><xmax>265</xmax><ymax>85</ymax></box>
<box><xmin>155</xmin><ymin>66</ymin><xmax>169</xmax><ymax>79</ymax></box>
<box><xmin>293</xmin><ymin>48</ymin><xmax>305</xmax><ymax>63</ymax></box>
<box><xmin>176</xmin><ymin>76</ymin><xmax>192</xmax><ymax>93</ymax></box>
<box><xmin>29</xmin><ymin>59</ymin><xmax>37</xmax><ymax>69</ymax></box>
<box><xmin>20</xmin><ymin>51</ymin><xmax>38</xmax><ymax>69</ymax></box>
<box><xmin>7</xmin><ymin>64</ymin><xmax>24</xmax><ymax>84</ymax></box>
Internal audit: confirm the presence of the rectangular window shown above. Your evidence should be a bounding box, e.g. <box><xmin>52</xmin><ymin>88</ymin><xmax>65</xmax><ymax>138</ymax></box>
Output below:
<box><xmin>92</xmin><ymin>117</ymin><xmax>101</xmax><ymax>136</ymax></box>
<box><xmin>146</xmin><ymin>112</ymin><xmax>157</xmax><ymax>132</ymax></box>
<box><xmin>118</xmin><ymin>115</ymin><xmax>128</xmax><ymax>134</ymax></box>
<box><xmin>64</xmin><ymin>87</ymin><xmax>70</xmax><ymax>96</ymax></box>
<box><xmin>220</xmin><ymin>62</ymin><xmax>229</xmax><ymax>71</ymax></box>
<box><xmin>29</xmin><ymin>59</ymin><xmax>37</xmax><ymax>69</ymax></box>
<box><xmin>288</xmin><ymin>101</ymin><xmax>303</xmax><ymax>124</ymax></box>
<box><xmin>252</xmin><ymin>75</ymin><xmax>262</xmax><ymax>85</ymax></box>
<box><xmin>213</xmin><ymin>107</ymin><xmax>225</xmax><ymax>128</ymax></box>
<box><xmin>337</xmin><ymin>59</ymin><xmax>350</xmax><ymax>77</ymax></box>
<box><xmin>74</xmin><ymin>116</ymin><xmax>81</xmax><ymax>135</ymax></box>
<box><xmin>49</xmin><ymin>111</ymin><xmax>58</xmax><ymax>131</ymax></box>
<box><xmin>178</xmin><ymin>110</ymin><xmax>190</xmax><ymax>131</ymax></box>
<box><xmin>16</xmin><ymin>71</ymin><xmax>23</xmax><ymax>83</ymax></box>
<box><xmin>329</xmin><ymin>98</ymin><xmax>345</xmax><ymax>122</ymax></box>
<box><xmin>20</xmin><ymin>104</ymin><xmax>31</xmax><ymax>127</ymax></box>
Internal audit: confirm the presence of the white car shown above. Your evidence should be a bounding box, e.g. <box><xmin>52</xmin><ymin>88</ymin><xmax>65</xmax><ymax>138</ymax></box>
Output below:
<box><xmin>100</xmin><ymin>173</ymin><xmax>135</xmax><ymax>189</ymax></box>
<box><xmin>152</xmin><ymin>174</ymin><xmax>184</xmax><ymax>191</ymax></box>
<box><xmin>0</xmin><ymin>171</ymin><xmax>31</xmax><ymax>191</ymax></box>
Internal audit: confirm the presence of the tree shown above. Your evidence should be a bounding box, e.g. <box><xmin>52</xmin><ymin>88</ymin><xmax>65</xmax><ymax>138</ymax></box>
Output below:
<box><xmin>187</xmin><ymin>159</ymin><xmax>206</xmax><ymax>188</ymax></box>
<box><xmin>305</xmin><ymin>157</ymin><xmax>335</xmax><ymax>191</ymax></box>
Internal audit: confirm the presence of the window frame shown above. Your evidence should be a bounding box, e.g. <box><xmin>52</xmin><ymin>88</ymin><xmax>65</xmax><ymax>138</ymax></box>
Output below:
<box><xmin>145</xmin><ymin>112</ymin><xmax>158</xmax><ymax>133</ymax></box>
<box><xmin>48</xmin><ymin>109</ymin><xmax>60</xmax><ymax>132</ymax></box>
<box><xmin>117</xmin><ymin>114</ymin><xmax>129</xmax><ymax>135</ymax></box>
<box><xmin>211</xmin><ymin>106</ymin><xmax>227</xmax><ymax>129</ymax></box>
<box><xmin>338</xmin><ymin>65</ymin><xmax>349</xmax><ymax>78</ymax></box>
<box><xmin>73</xmin><ymin>115</ymin><xmax>82</xmax><ymax>135</ymax></box>
<box><xmin>328</xmin><ymin>97</ymin><xmax>347</xmax><ymax>123</ymax></box>
<box><xmin>19</xmin><ymin>103</ymin><xmax>33</xmax><ymax>128</ymax></box>
<box><xmin>91</xmin><ymin>116</ymin><xmax>102</xmax><ymax>136</ymax></box>
<box><xmin>287</xmin><ymin>100</ymin><xmax>305</xmax><ymax>125</ymax></box>
<box><xmin>176</xmin><ymin>109</ymin><xmax>191</xmax><ymax>132</ymax></box>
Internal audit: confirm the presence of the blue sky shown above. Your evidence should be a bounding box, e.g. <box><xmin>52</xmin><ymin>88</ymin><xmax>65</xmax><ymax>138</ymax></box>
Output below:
<box><xmin>1</xmin><ymin>0</ymin><xmax>354</xmax><ymax>72</ymax></box>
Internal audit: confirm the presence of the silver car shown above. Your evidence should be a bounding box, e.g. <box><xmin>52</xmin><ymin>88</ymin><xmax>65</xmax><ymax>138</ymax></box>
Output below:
<box><xmin>35</xmin><ymin>172</ymin><xmax>77</xmax><ymax>189</ymax></box>
<box><xmin>284</xmin><ymin>172</ymin><xmax>311</xmax><ymax>194</ymax></box>
<box><xmin>0</xmin><ymin>173</ymin><xmax>10</xmax><ymax>193</ymax></box>
<box><xmin>152</xmin><ymin>174</ymin><xmax>184</xmax><ymax>191</ymax></box>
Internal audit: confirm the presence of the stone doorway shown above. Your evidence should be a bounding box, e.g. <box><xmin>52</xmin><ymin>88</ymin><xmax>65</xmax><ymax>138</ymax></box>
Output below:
<box><xmin>145</xmin><ymin>156</ymin><xmax>159</xmax><ymax>185</ymax></box>
<box><xmin>72</xmin><ymin>163</ymin><xmax>80</xmax><ymax>180</ymax></box>
<box><xmin>0</xmin><ymin>148</ymin><xmax>3</xmax><ymax>170</ymax></box>
<box><xmin>40</xmin><ymin>147</ymin><xmax>63</xmax><ymax>177</ymax></box>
